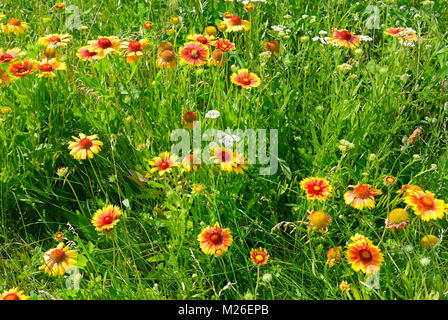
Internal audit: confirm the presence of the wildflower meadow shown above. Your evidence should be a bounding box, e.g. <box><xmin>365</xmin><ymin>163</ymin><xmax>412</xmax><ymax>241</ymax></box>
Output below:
<box><xmin>1</xmin><ymin>0</ymin><xmax>448</xmax><ymax>302</ymax></box>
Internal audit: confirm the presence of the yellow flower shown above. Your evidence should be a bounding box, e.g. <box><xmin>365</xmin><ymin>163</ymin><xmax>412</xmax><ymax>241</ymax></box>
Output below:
<box><xmin>346</xmin><ymin>234</ymin><xmax>384</xmax><ymax>275</ymax></box>
<box><xmin>326</xmin><ymin>246</ymin><xmax>342</xmax><ymax>267</ymax></box>
<box><xmin>404</xmin><ymin>190</ymin><xmax>445</xmax><ymax>221</ymax></box>
<box><xmin>2</xmin><ymin>18</ymin><xmax>29</xmax><ymax>35</ymax></box>
<box><xmin>68</xmin><ymin>133</ymin><xmax>103</xmax><ymax>160</ymax></box>
<box><xmin>339</xmin><ymin>281</ymin><xmax>350</xmax><ymax>291</ymax></box>
<box><xmin>307</xmin><ymin>210</ymin><xmax>332</xmax><ymax>233</ymax></box>
<box><xmin>198</xmin><ymin>222</ymin><xmax>233</xmax><ymax>256</ymax></box>
<box><xmin>421</xmin><ymin>235</ymin><xmax>439</xmax><ymax>249</ymax></box>
<box><xmin>1</xmin><ymin>288</ymin><xmax>30</xmax><ymax>300</ymax></box>
<box><xmin>149</xmin><ymin>152</ymin><xmax>179</xmax><ymax>175</ymax></box>
<box><xmin>91</xmin><ymin>205</ymin><xmax>122</xmax><ymax>233</ymax></box>
<box><xmin>39</xmin><ymin>243</ymin><xmax>77</xmax><ymax>276</ymax></box>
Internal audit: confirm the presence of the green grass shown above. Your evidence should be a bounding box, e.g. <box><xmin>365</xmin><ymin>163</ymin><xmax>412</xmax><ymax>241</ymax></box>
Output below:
<box><xmin>1</xmin><ymin>0</ymin><xmax>448</xmax><ymax>300</ymax></box>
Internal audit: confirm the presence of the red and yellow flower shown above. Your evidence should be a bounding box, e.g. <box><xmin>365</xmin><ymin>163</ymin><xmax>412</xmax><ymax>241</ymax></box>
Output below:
<box><xmin>233</xmin><ymin>152</ymin><xmax>248</xmax><ymax>174</ymax></box>
<box><xmin>250</xmin><ymin>248</ymin><xmax>270</xmax><ymax>266</ymax></box>
<box><xmin>329</xmin><ymin>29</ymin><xmax>360</xmax><ymax>49</ymax></box>
<box><xmin>1</xmin><ymin>288</ymin><xmax>30</xmax><ymax>300</ymax></box>
<box><xmin>230</xmin><ymin>69</ymin><xmax>261</xmax><ymax>89</ymax></box>
<box><xmin>149</xmin><ymin>151</ymin><xmax>179</xmax><ymax>176</ymax></box>
<box><xmin>384</xmin><ymin>176</ymin><xmax>396</xmax><ymax>186</ymax></box>
<box><xmin>307</xmin><ymin>210</ymin><xmax>332</xmax><ymax>233</ymax></box>
<box><xmin>0</xmin><ymin>48</ymin><xmax>25</xmax><ymax>64</ymax></box>
<box><xmin>2</xmin><ymin>18</ymin><xmax>29</xmax><ymax>35</ymax></box>
<box><xmin>121</xmin><ymin>39</ymin><xmax>150</xmax><ymax>64</ymax></box>
<box><xmin>223</xmin><ymin>15</ymin><xmax>250</xmax><ymax>32</ymax></box>
<box><xmin>187</xmin><ymin>34</ymin><xmax>215</xmax><ymax>47</ymax></box>
<box><xmin>7</xmin><ymin>59</ymin><xmax>36</xmax><ymax>78</ymax></box>
<box><xmin>340</xmin><ymin>281</ymin><xmax>350</xmax><ymax>291</ymax></box>
<box><xmin>143</xmin><ymin>21</ymin><xmax>153</xmax><ymax>30</ymax></box>
<box><xmin>36</xmin><ymin>58</ymin><xmax>66</xmax><ymax>78</ymax></box>
<box><xmin>91</xmin><ymin>205</ymin><xmax>122</xmax><ymax>233</ymax></box>
<box><xmin>384</xmin><ymin>28</ymin><xmax>417</xmax><ymax>42</ymax></box>
<box><xmin>68</xmin><ymin>133</ymin><xmax>103</xmax><ymax>160</ymax></box>
<box><xmin>38</xmin><ymin>34</ymin><xmax>71</xmax><ymax>48</ymax></box>
<box><xmin>76</xmin><ymin>46</ymin><xmax>101</xmax><ymax>61</ymax></box>
<box><xmin>198</xmin><ymin>222</ymin><xmax>233</xmax><ymax>256</ymax></box>
<box><xmin>179</xmin><ymin>42</ymin><xmax>209</xmax><ymax>66</ymax></box>
<box><xmin>88</xmin><ymin>36</ymin><xmax>121</xmax><ymax>56</ymax></box>
<box><xmin>211</xmin><ymin>146</ymin><xmax>235</xmax><ymax>172</ymax></box>
<box><xmin>346</xmin><ymin>234</ymin><xmax>384</xmax><ymax>275</ymax></box>
<box><xmin>397</xmin><ymin>184</ymin><xmax>422</xmax><ymax>197</ymax></box>
<box><xmin>0</xmin><ymin>70</ymin><xmax>10</xmax><ymax>88</ymax></box>
<box><xmin>300</xmin><ymin>177</ymin><xmax>333</xmax><ymax>201</ymax></box>
<box><xmin>404</xmin><ymin>190</ymin><xmax>445</xmax><ymax>221</ymax></box>
<box><xmin>344</xmin><ymin>184</ymin><xmax>382</xmax><ymax>210</ymax></box>
<box><xmin>182</xmin><ymin>153</ymin><xmax>201</xmax><ymax>172</ymax></box>
<box><xmin>39</xmin><ymin>243</ymin><xmax>77</xmax><ymax>276</ymax></box>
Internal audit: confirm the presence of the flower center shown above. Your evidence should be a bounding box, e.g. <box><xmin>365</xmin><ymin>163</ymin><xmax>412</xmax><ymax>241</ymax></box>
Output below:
<box><xmin>158</xmin><ymin>161</ymin><xmax>170</xmax><ymax>170</ymax></box>
<box><xmin>2</xmin><ymin>293</ymin><xmax>20</xmax><ymax>300</ymax></box>
<box><xmin>50</xmin><ymin>248</ymin><xmax>67</xmax><ymax>263</ymax></box>
<box><xmin>79</xmin><ymin>137</ymin><xmax>93</xmax><ymax>149</ymax></box>
<box><xmin>49</xmin><ymin>35</ymin><xmax>61</xmax><ymax>43</ymax></box>
<box><xmin>0</xmin><ymin>53</ymin><xmax>13</xmax><ymax>63</ymax></box>
<box><xmin>219</xmin><ymin>150</ymin><xmax>232</xmax><ymax>162</ymax></box>
<box><xmin>354</xmin><ymin>185</ymin><xmax>371</xmax><ymax>198</ymax></box>
<box><xmin>161</xmin><ymin>50</ymin><xmax>176</xmax><ymax>62</ymax></box>
<box><xmin>196</xmin><ymin>36</ymin><xmax>208</xmax><ymax>44</ymax></box>
<box><xmin>310</xmin><ymin>211</ymin><xmax>328</xmax><ymax>227</ymax></box>
<box><xmin>183</xmin><ymin>111</ymin><xmax>197</xmax><ymax>122</ymax></box>
<box><xmin>190</xmin><ymin>49</ymin><xmax>199</xmax><ymax>58</ymax></box>
<box><xmin>255</xmin><ymin>254</ymin><xmax>264</xmax><ymax>262</ymax></box>
<box><xmin>210</xmin><ymin>233</ymin><xmax>222</xmax><ymax>244</ymax></box>
<box><xmin>359</xmin><ymin>249</ymin><xmax>373</xmax><ymax>263</ymax></box>
<box><xmin>420</xmin><ymin>196</ymin><xmax>434</xmax><ymax>208</ymax></box>
<box><xmin>9</xmin><ymin>18</ymin><xmax>21</xmax><ymax>26</ymax></box>
<box><xmin>39</xmin><ymin>63</ymin><xmax>53</xmax><ymax>72</ymax></box>
<box><xmin>97</xmin><ymin>37</ymin><xmax>113</xmax><ymax>49</ymax></box>
<box><xmin>337</xmin><ymin>30</ymin><xmax>353</xmax><ymax>41</ymax></box>
<box><xmin>313</xmin><ymin>185</ymin><xmax>321</xmax><ymax>191</ymax></box>
<box><xmin>128</xmin><ymin>41</ymin><xmax>142</xmax><ymax>52</ymax></box>
<box><xmin>230</xmin><ymin>16</ymin><xmax>242</xmax><ymax>26</ymax></box>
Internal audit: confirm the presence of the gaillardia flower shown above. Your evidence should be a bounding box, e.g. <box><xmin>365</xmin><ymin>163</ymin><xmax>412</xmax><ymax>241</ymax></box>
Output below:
<box><xmin>346</xmin><ymin>234</ymin><xmax>384</xmax><ymax>275</ymax></box>
<box><xmin>1</xmin><ymin>288</ymin><xmax>30</xmax><ymax>300</ymax></box>
<box><xmin>326</xmin><ymin>246</ymin><xmax>343</xmax><ymax>267</ymax></box>
<box><xmin>39</xmin><ymin>243</ymin><xmax>77</xmax><ymax>276</ymax></box>
<box><xmin>68</xmin><ymin>133</ymin><xmax>103</xmax><ymax>160</ymax></box>
<box><xmin>384</xmin><ymin>28</ymin><xmax>417</xmax><ymax>42</ymax></box>
<box><xmin>157</xmin><ymin>50</ymin><xmax>177</xmax><ymax>69</ymax></box>
<box><xmin>385</xmin><ymin>208</ymin><xmax>409</xmax><ymax>229</ymax></box>
<box><xmin>230</xmin><ymin>69</ymin><xmax>261</xmax><ymax>89</ymax></box>
<box><xmin>344</xmin><ymin>184</ymin><xmax>382</xmax><ymax>210</ymax></box>
<box><xmin>0</xmin><ymin>48</ymin><xmax>25</xmax><ymax>64</ymax></box>
<box><xmin>340</xmin><ymin>281</ymin><xmax>350</xmax><ymax>291</ymax></box>
<box><xmin>187</xmin><ymin>34</ymin><xmax>215</xmax><ymax>47</ymax></box>
<box><xmin>213</xmin><ymin>39</ymin><xmax>235</xmax><ymax>52</ymax></box>
<box><xmin>233</xmin><ymin>152</ymin><xmax>248</xmax><ymax>174</ymax></box>
<box><xmin>2</xmin><ymin>18</ymin><xmax>29</xmax><ymax>35</ymax></box>
<box><xmin>36</xmin><ymin>58</ymin><xmax>67</xmax><ymax>78</ymax></box>
<box><xmin>91</xmin><ymin>205</ymin><xmax>122</xmax><ymax>233</ymax></box>
<box><xmin>300</xmin><ymin>177</ymin><xmax>333</xmax><ymax>201</ymax></box>
<box><xmin>38</xmin><ymin>34</ymin><xmax>71</xmax><ymax>48</ymax></box>
<box><xmin>224</xmin><ymin>15</ymin><xmax>250</xmax><ymax>32</ymax></box>
<box><xmin>121</xmin><ymin>39</ymin><xmax>150</xmax><ymax>64</ymax></box>
<box><xmin>250</xmin><ymin>248</ymin><xmax>270</xmax><ymax>266</ymax></box>
<box><xmin>143</xmin><ymin>21</ymin><xmax>153</xmax><ymax>30</ymax></box>
<box><xmin>404</xmin><ymin>190</ymin><xmax>445</xmax><ymax>221</ymax></box>
<box><xmin>397</xmin><ymin>184</ymin><xmax>422</xmax><ymax>197</ymax></box>
<box><xmin>88</xmin><ymin>36</ymin><xmax>121</xmax><ymax>56</ymax></box>
<box><xmin>179</xmin><ymin>42</ymin><xmax>209</xmax><ymax>66</ymax></box>
<box><xmin>211</xmin><ymin>146</ymin><xmax>235</xmax><ymax>172</ymax></box>
<box><xmin>198</xmin><ymin>222</ymin><xmax>233</xmax><ymax>256</ymax></box>
<box><xmin>8</xmin><ymin>59</ymin><xmax>36</xmax><ymax>78</ymax></box>
<box><xmin>329</xmin><ymin>29</ymin><xmax>360</xmax><ymax>49</ymax></box>
<box><xmin>307</xmin><ymin>210</ymin><xmax>332</xmax><ymax>233</ymax></box>
<box><xmin>149</xmin><ymin>151</ymin><xmax>179</xmax><ymax>175</ymax></box>
<box><xmin>76</xmin><ymin>46</ymin><xmax>101</xmax><ymax>61</ymax></box>
<box><xmin>384</xmin><ymin>176</ymin><xmax>396</xmax><ymax>186</ymax></box>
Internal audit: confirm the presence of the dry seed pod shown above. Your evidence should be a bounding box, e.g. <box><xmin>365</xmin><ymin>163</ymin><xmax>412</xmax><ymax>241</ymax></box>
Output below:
<box><xmin>408</xmin><ymin>128</ymin><xmax>422</xmax><ymax>145</ymax></box>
